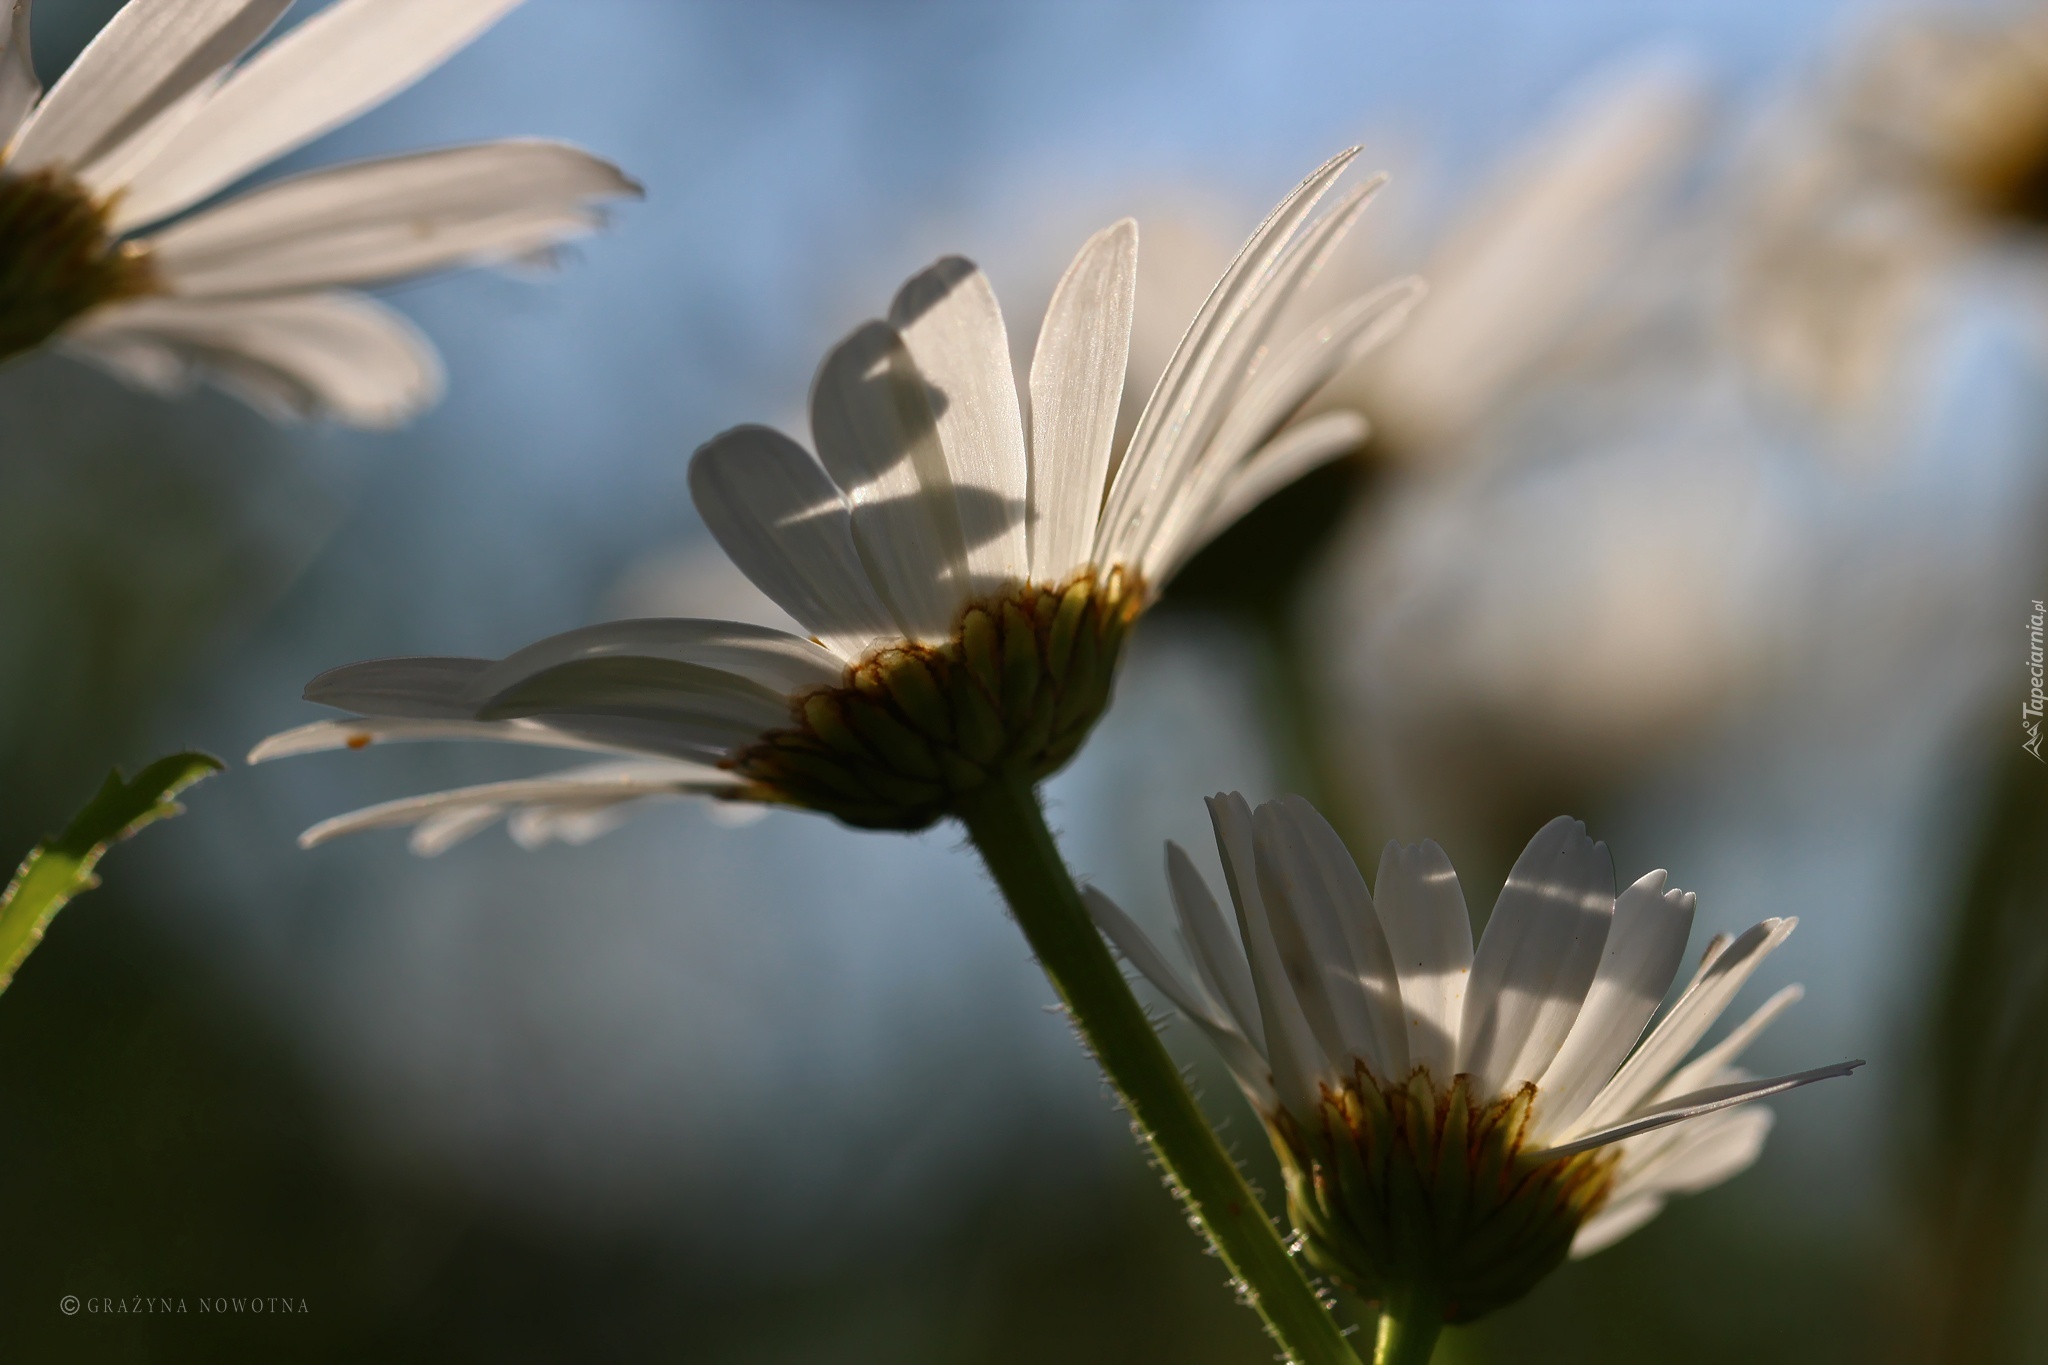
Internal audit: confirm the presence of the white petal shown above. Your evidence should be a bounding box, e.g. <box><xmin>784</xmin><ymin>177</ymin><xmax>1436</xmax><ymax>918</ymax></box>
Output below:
<box><xmin>1157</xmin><ymin>411</ymin><xmax>1370</xmax><ymax>584</ymax></box>
<box><xmin>300</xmin><ymin>656</ymin><xmax>490</xmax><ymax>717</ymax></box>
<box><xmin>507</xmin><ymin>801</ymin><xmax>634</xmax><ymax>851</ymax></box>
<box><xmin>1141</xmin><ymin>274</ymin><xmax>1419</xmax><ymax>583</ymax></box>
<box><xmin>297</xmin><ymin>759</ymin><xmax>728</xmax><ymax>852</ymax></box>
<box><xmin>1164</xmin><ymin>840</ymin><xmax>1262</xmax><ymax>1040</ymax></box>
<box><xmin>1101</xmin><ymin>162</ymin><xmax>1385</xmax><ymax>576</ymax></box>
<box><xmin>690</xmin><ymin>425</ymin><xmax>899</xmax><ymax>662</ymax></box>
<box><xmin>460</xmin><ymin>627</ymin><xmax>808</xmax><ymax>755</ymax></box>
<box><xmin>1532</xmin><ymin>869</ymin><xmax>1697</xmax><ymax>1139</ymax></box>
<box><xmin>1611</xmin><ymin>1104</ymin><xmax>1774</xmax><ymax>1203</ymax></box>
<box><xmin>1083</xmin><ymin>884</ymin><xmax>1275</xmax><ymax>1109</ymax></box>
<box><xmin>246</xmin><ymin>716</ymin><xmax>639</xmax><ymax>764</ymax></box>
<box><xmin>1568</xmin><ymin>1194</ymin><xmax>1665</xmax><ymax>1258</ymax></box>
<box><xmin>8</xmin><ymin>0</ymin><xmax>286</xmax><ymax>176</ymax></box>
<box><xmin>1208</xmin><ymin>791</ymin><xmax>1331</xmax><ymax>1119</ymax></box>
<box><xmin>1652</xmin><ymin>984</ymin><xmax>1804</xmax><ymax>1103</ymax></box>
<box><xmin>888</xmin><ymin>257</ymin><xmax>1029</xmax><ymax>594</ymax></box>
<box><xmin>408</xmin><ymin>802</ymin><xmax>505</xmax><ymax>856</ymax></box>
<box><xmin>809</xmin><ymin>320</ymin><xmax>969</xmax><ymax>642</ymax></box>
<box><xmin>1530</xmin><ymin>1060</ymin><xmax>1859</xmax><ymax>1160</ymax></box>
<box><xmin>1026</xmin><ymin>218</ymin><xmax>1136</xmax><ymax>582</ymax></box>
<box><xmin>1373</xmin><ymin>58</ymin><xmax>1704</xmax><ymax>444</ymax></box>
<box><xmin>111</xmin><ymin>0</ymin><xmax>525</xmax><ymax>232</ymax></box>
<box><xmin>141</xmin><ymin>140</ymin><xmax>638</xmax><ymax>296</ymax></box>
<box><xmin>0</xmin><ymin>0</ymin><xmax>41</xmax><ymax>148</ymax></box>
<box><xmin>65</xmin><ymin>291</ymin><xmax>442</xmax><ymax>428</ymax></box>
<box><xmin>1371</xmin><ymin>837</ymin><xmax>1473</xmax><ymax>1084</ymax></box>
<box><xmin>72</xmin><ymin>67</ymin><xmax>223</xmax><ymax>197</ymax></box>
<box><xmin>1095</xmin><ymin>150</ymin><xmax>1361</xmax><ymax>567</ymax></box>
<box><xmin>1458</xmin><ymin>816</ymin><xmax>1616</xmax><ymax>1096</ymax></box>
<box><xmin>1082</xmin><ymin>884</ymin><xmax>1230</xmax><ymax>1028</ymax></box>
<box><xmin>1566</xmin><ymin>918</ymin><xmax>1798</xmax><ymax>1138</ymax></box>
<box><xmin>466</xmin><ymin>618</ymin><xmax>841</xmax><ymax>702</ymax></box>
<box><xmin>1253</xmin><ymin>796</ymin><xmax>1407</xmax><ymax>1080</ymax></box>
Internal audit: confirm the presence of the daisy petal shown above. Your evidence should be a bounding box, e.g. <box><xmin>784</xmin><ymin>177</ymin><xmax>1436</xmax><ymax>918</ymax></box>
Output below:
<box><xmin>810</xmin><ymin>320</ymin><xmax>969</xmax><ymax>641</ymax></box>
<box><xmin>1254</xmin><ymin>796</ymin><xmax>1407</xmax><ymax>1080</ymax></box>
<box><xmin>1568</xmin><ymin>1194</ymin><xmax>1665</xmax><ymax>1258</ymax></box>
<box><xmin>1082</xmin><ymin>884</ymin><xmax>1230</xmax><ymax>1030</ymax></box>
<box><xmin>408</xmin><ymin>802</ymin><xmax>506</xmax><ymax>856</ymax></box>
<box><xmin>1160</xmin><ymin>411</ymin><xmax>1370</xmax><ymax>584</ymax></box>
<box><xmin>1566</xmin><ymin>918</ymin><xmax>1798</xmax><ymax>1137</ymax></box>
<box><xmin>1096</xmin><ymin>149</ymin><xmax>1361</xmax><ymax>568</ymax></box>
<box><xmin>9</xmin><ymin>0</ymin><xmax>286</xmax><ymax>176</ymax></box>
<box><xmin>466</xmin><ymin>618</ymin><xmax>841</xmax><ymax>701</ymax></box>
<box><xmin>297</xmin><ymin>759</ymin><xmax>729</xmax><ymax>852</ymax></box>
<box><xmin>1458</xmin><ymin>816</ymin><xmax>1616</xmax><ymax>1095</ymax></box>
<box><xmin>1085</xmin><ymin>883</ymin><xmax>1277</xmax><ymax>1109</ymax></box>
<box><xmin>302</xmin><ymin>657</ymin><xmax>490</xmax><ymax>717</ymax></box>
<box><xmin>1533</xmin><ymin>869</ymin><xmax>1697</xmax><ymax>1139</ymax></box>
<box><xmin>1141</xmin><ymin>268</ymin><xmax>1419</xmax><ymax>583</ymax></box>
<box><xmin>1618</xmin><ymin>1104</ymin><xmax>1774</xmax><ymax>1198</ymax></box>
<box><xmin>1528</xmin><ymin>1060</ymin><xmax>1861</xmax><ymax>1161</ymax></box>
<box><xmin>0</xmin><ymin>0</ymin><xmax>40</xmax><ymax>147</ymax></box>
<box><xmin>1106</xmin><ymin>167</ymin><xmax>1385</xmax><ymax>576</ymax></box>
<box><xmin>1652</xmin><ymin>984</ymin><xmax>1804</xmax><ymax>1103</ymax></box>
<box><xmin>1026</xmin><ymin>218</ymin><xmax>1137</xmax><ymax>583</ymax></box>
<box><xmin>889</xmin><ymin>257</ymin><xmax>1030</xmax><ymax>594</ymax></box>
<box><xmin>507</xmin><ymin>801</ymin><xmax>636</xmax><ymax>851</ymax></box>
<box><xmin>142</xmin><ymin>140</ymin><xmax>638</xmax><ymax>297</ymax></box>
<box><xmin>1165</xmin><ymin>840</ymin><xmax>1261</xmax><ymax>1038</ymax></box>
<box><xmin>111</xmin><ymin>0</ymin><xmax>525</xmax><ymax>232</ymax></box>
<box><xmin>1371</xmin><ymin>836</ymin><xmax>1473</xmax><ymax>1084</ymax></box>
<box><xmin>73</xmin><ymin>67</ymin><xmax>224</xmax><ymax>197</ymax></box>
<box><xmin>246</xmin><ymin>716</ymin><xmax>634</xmax><ymax>764</ymax></box>
<box><xmin>65</xmin><ymin>291</ymin><xmax>442</xmax><ymax>428</ymax></box>
<box><xmin>1208</xmin><ymin>791</ymin><xmax>1331</xmax><ymax>1118</ymax></box>
<box><xmin>690</xmin><ymin>424</ymin><xmax>897</xmax><ymax>661</ymax></box>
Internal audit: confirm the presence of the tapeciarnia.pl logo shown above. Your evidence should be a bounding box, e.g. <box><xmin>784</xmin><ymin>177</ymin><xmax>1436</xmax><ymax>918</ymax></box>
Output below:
<box><xmin>2026</xmin><ymin>599</ymin><xmax>2045</xmax><ymax>762</ymax></box>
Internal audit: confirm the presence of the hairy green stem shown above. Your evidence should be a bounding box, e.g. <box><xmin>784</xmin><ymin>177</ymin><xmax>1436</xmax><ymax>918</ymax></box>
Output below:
<box><xmin>956</xmin><ymin>773</ymin><xmax>1363</xmax><ymax>1365</ymax></box>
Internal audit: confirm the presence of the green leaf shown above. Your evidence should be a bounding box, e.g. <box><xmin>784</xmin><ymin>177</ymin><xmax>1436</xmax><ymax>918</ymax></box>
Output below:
<box><xmin>0</xmin><ymin>752</ymin><xmax>222</xmax><ymax>996</ymax></box>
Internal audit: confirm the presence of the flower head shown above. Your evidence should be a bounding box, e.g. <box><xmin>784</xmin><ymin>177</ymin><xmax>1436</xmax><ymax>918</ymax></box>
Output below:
<box><xmin>0</xmin><ymin>0</ymin><xmax>638</xmax><ymax>425</ymax></box>
<box><xmin>253</xmin><ymin>150</ymin><xmax>1421</xmax><ymax>847</ymax></box>
<box><xmin>1085</xmin><ymin>793</ymin><xmax>1860</xmax><ymax>1324</ymax></box>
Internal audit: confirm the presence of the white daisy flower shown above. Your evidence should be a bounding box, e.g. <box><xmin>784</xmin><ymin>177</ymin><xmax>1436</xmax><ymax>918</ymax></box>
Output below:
<box><xmin>0</xmin><ymin>0</ymin><xmax>638</xmax><ymax>426</ymax></box>
<box><xmin>1084</xmin><ymin>793</ymin><xmax>1860</xmax><ymax>1329</ymax></box>
<box><xmin>252</xmin><ymin>149</ymin><xmax>1423</xmax><ymax>851</ymax></box>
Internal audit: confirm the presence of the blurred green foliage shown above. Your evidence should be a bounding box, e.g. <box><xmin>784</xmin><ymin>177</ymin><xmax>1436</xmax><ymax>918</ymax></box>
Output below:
<box><xmin>1904</xmin><ymin>736</ymin><xmax>2048</xmax><ymax>1363</ymax></box>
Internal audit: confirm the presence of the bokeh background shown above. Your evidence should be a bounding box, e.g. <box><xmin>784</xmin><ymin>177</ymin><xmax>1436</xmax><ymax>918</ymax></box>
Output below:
<box><xmin>2</xmin><ymin>0</ymin><xmax>2044</xmax><ymax>1360</ymax></box>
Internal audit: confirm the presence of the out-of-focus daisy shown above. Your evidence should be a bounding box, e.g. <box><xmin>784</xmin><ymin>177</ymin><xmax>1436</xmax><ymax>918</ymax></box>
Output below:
<box><xmin>0</xmin><ymin>0</ymin><xmax>637</xmax><ymax>426</ymax></box>
<box><xmin>252</xmin><ymin>149</ymin><xmax>1421</xmax><ymax>850</ymax></box>
<box><xmin>1731</xmin><ymin>4</ymin><xmax>2048</xmax><ymax>416</ymax></box>
<box><xmin>1087</xmin><ymin>793</ymin><xmax>1858</xmax><ymax>1342</ymax></box>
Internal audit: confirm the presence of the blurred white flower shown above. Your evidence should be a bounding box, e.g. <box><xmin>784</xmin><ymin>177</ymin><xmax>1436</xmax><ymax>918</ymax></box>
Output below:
<box><xmin>1321</xmin><ymin>54</ymin><xmax>1709</xmax><ymax>455</ymax></box>
<box><xmin>1729</xmin><ymin>4</ymin><xmax>2048</xmax><ymax>417</ymax></box>
<box><xmin>253</xmin><ymin>150</ymin><xmax>1421</xmax><ymax>849</ymax></box>
<box><xmin>1087</xmin><ymin>793</ymin><xmax>1857</xmax><ymax>1319</ymax></box>
<box><xmin>0</xmin><ymin>0</ymin><xmax>637</xmax><ymax>426</ymax></box>
<box><xmin>1301</xmin><ymin>57</ymin><xmax>1840</xmax><ymax>842</ymax></box>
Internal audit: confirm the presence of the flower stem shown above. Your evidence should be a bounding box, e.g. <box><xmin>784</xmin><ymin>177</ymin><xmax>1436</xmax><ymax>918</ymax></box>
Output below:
<box><xmin>1372</xmin><ymin>1298</ymin><xmax>1442</xmax><ymax>1365</ymax></box>
<box><xmin>955</xmin><ymin>773</ymin><xmax>1363</xmax><ymax>1365</ymax></box>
